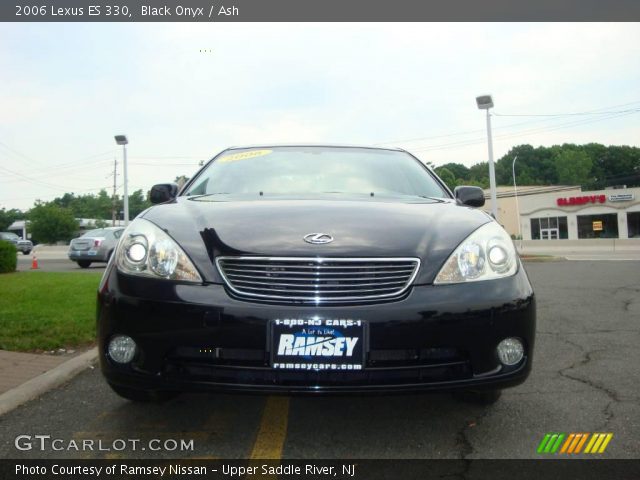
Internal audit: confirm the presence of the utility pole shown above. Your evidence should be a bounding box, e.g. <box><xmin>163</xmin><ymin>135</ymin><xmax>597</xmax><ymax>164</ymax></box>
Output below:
<box><xmin>114</xmin><ymin>135</ymin><xmax>129</xmax><ymax>225</ymax></box>
<box><xmin>111</xmin><ymin>156</ymin><xmax>118</xmax><ymax>226</ymax></box>
<box><xmin>476</xmin><ymin>95</ymin><xmax>498</xmax><ymax>219</ymax></box>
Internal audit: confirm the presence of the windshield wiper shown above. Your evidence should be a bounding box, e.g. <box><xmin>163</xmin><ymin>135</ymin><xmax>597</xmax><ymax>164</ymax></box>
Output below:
<box><xmin>416</xmin><ymin>195</ymin><xmax>446</xmax><ymax>202</ymax></box>
<box><xmin>188</xmin><ymin>193</ymin><xmax>230</xmax><ymax>198</ymax></box>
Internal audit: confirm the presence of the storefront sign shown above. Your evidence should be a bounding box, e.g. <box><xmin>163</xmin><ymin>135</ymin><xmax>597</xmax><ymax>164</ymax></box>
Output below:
<box><xmin>592</xmin><ymin>221</ymin><xmax>603</xmax><ymax>231</ymax></box>
<box><xmin>557</xmin><ymin>195</ymin><xmax>606</xmax><ymax>206</ymax></box>
<box><xmin>608</xmin><ymin>193</ymin><xmax>635</xmax><ymax>202</ymax></box>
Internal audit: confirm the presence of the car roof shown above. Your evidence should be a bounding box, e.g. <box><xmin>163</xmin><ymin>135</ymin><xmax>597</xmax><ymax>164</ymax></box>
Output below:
<box><xmin>223</xmin><ymin>144</ymin><xmax>405</xmax><ymax>153</ymax></box>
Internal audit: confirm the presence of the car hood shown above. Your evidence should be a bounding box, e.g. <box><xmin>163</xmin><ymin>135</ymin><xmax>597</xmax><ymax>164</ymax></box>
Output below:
<box><xmin>142</xmin><ymin>196</ymin><xmax>492</xmax><ymax>284</ymax></box>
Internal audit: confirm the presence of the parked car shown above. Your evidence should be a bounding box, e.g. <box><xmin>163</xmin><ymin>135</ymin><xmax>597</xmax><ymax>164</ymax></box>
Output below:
<box><xmin>0</xmin><ymin>232</ymin><xmax>33</xmax><ymax>254</ymax></box>
<box><xmin>97</xmin><ymin>145</ymin><xmax>535</xmax><ymax>404</ymax></box>
<box><xmin>68</xmin><ymin>227</ymin><xmax>124</xmax><ymax>268</ymax></box>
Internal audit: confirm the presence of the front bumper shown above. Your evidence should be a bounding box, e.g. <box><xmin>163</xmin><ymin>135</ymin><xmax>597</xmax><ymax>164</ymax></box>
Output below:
<box><xmin>16</xmin><ymin>243</ymin><xmax>32</xmax><ymax>253</ymax></box>
<box><xmin>68</xmin><ymin>248</ymin><xmax>108</xmax><ymax>261</ymax></box>
<box><xmin>97</xmin><ymin>263</ymin><xmax>535</xmax><ymax>394</ymax></box>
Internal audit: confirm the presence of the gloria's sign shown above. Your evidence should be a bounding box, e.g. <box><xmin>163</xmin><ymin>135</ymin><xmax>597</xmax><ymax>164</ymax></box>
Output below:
<box><xmin>557</xmin><ymin>195</ymin><xmax>606</xmax><ymax>206</ymax></box>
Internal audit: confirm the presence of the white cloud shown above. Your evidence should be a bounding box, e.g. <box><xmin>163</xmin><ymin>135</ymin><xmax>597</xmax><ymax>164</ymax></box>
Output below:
<box><xmin>0</xmin><ymin>22</ymin><xmax>638</xmax><ymax>209</ymax></box>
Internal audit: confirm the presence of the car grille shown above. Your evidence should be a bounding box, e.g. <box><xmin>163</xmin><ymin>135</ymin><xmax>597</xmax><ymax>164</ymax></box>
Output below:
<box><xmin>215</xmin><ymin>256</ymin><xmax>421</xmax><ymax>304</ymax></box>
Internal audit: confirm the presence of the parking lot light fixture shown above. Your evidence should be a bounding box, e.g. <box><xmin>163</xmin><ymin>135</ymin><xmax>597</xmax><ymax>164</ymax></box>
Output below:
<box><xmin>114</xmin><ymin>135</ymin><xmax>130</xmax><ymax>225</ymax></box>
<box><xmin>476</xmin><ymin>95</ymin><xmax>498</xmax><ymax>219</ymax></box>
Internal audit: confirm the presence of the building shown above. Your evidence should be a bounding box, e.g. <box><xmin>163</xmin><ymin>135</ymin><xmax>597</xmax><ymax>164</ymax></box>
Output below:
<box><xmin>484</xmin><ymin>186</ymin><xmax>640</xmax><ymax>241</ymax></box>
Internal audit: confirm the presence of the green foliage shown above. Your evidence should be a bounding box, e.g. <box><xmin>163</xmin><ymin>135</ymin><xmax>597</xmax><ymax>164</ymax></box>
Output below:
<box><xmin>439</xmin><ymin>163</ymin><xmax>470</xmax><ymax>181</ymax></box>
<box><xmin>48</xmin><ymin>188</ymin><xmax>151</xmax><ymax>221</ymax></box>
<box><xmin>434</xmin><ymin>167</ymin><xmax>457</xmax><ymax>190</ymax></box>
<box><xmin>0</xmin><ymin>208</ymin><xmax>24</xmax><ymax>231</ymax></box>
<box><xmin>468</xmin><ymin>162</ymin><xmax>490</xmax><ymax>188</ymax></box>
<box><xmin>128</xmin><ymin>189</ymin><xmax>152</xmax><ymax>219</ymax></box>
<box><xmin>91</xmin><ymin>219</ymin><xmax>109</xmax><ymax>228</ymax></box>
<box><xmin>28</xmin><ymin>204</ymin><xmax>79</xmax><ymax>244</ymax></box>
<box><xmin>555</xmin><ymin>149</ymin><xmax>593</xmax><ymax>185</ymax></box>
<box><xmin>52</xmin><ymin>189</ymin><xmax>113</xmax><ymax>219</ymax></box>
<box><xmin>494</xmin><ymin>143</ymin><xmax>640</xmax><ymax>187</ymax></box>
<box><xmin>0</xmin><ymin>241</ymin><xmax>17</xmax><ymax>273</ymax></box>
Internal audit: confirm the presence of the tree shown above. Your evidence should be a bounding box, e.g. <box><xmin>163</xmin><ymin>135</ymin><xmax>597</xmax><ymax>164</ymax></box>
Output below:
<box><xmin>438</xmin><ymin>163</ymin><xmax>470</xmax><ymax>182</ymax></box>
<box><xmin>468</xmin><ymin>162</ymin><xmax>490</xmax><ymax>188</ymax></box>
<box><xmin>434</xmin><ymin>167</ymin><xmax>457</xmax><ymax>190</ymax></box>
<box><xmin>28</xmin><ymin>204</ymin><xmax>78</xmax><ymax>244</ymax></box>
<box><xmin>128</xmin><ymin>189</ymin><xmax>152</xmax><ymax>219</ymax></box>
<box><xmin>0</xmin><ymin>208</ymin><xmax>23</xmax><ymax>231</ymax></box>
<box><xmin>554</xmin><ymin>150</ymin><xmax>593</xmax><ymax>186</ymax></box>
<box><xmin>174</xmin><ymin>175</ymin><xmax>190</xmax><ymax>188</ymax></box>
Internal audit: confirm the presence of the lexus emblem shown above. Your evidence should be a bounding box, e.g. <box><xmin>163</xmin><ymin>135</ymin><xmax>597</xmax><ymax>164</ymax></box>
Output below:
<box><xmin>304</xmin><ymin>233</ymin><xmax>334</xmax><ymax>245</ymax></box>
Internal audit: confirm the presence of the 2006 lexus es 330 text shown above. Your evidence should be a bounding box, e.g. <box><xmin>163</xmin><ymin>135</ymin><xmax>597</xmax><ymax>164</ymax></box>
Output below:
<box><xmin>97</xmin><ymin>145</ymin><xmax>535</xmax><ymax>404</ymax></box>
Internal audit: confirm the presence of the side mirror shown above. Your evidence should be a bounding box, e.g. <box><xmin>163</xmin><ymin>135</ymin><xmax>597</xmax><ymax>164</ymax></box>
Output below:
<box><xmin>149</xmin><ymin>183</ymin><xmax>179</xmax><ymax>204</ymax></box>
<box><xmin>454</xmin><ymin>186</ymin><xmax>485</xmax><ymax>208</ymax></box>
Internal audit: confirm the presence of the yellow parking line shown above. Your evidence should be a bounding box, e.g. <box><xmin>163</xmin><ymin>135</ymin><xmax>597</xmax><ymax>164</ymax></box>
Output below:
<box><xmin>249</xmin><ymin>396</ymin><xmax>290</xmax><ymax>460</ymax></box>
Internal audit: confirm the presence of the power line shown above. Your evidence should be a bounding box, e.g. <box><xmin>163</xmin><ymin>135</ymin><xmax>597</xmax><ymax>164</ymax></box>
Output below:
<box><xmin>128</xmin><ymin>162</ymin><xmax>200</xmax><ymax>167</ymax></box>
<box><xmin>374</xmin><ymin>99</ymin><xmax>640</xmax><ymax>146</ymax></box>
<box><xmin>410</xmin><ymin>110</ymin><xmax>639</xmax><ymax>154</ymax></box>
<box><xmin>493</xmin><ymin>99</ymin><xmax>640</xmax><ymax>117</ymax></box>
<box><xmin>494</xmin><ymin>108</ymin><xmax>640</xmax><ymax>117</ymax></box>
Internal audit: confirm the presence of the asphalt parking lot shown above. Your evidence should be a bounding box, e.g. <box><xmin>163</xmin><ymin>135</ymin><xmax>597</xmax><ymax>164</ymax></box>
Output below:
<box><xmin>1</xmin><ymin>261</ymin><xmax>638</xmax><ymax>460</ymax></box>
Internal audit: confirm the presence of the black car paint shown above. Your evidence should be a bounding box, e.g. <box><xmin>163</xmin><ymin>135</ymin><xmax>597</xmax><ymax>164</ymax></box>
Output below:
<box><xmin>141</xmin><ymin>196</ymin><xmax>493</xmax><ymax>285</ymax></box>
<box><xmin>98</xmin><ymin>187</ymin><xmax>535</xmax><ymax>394</ymax></box>
<box><xmin>98</xmin><ymin>256</ymin><xmax>534</xmax><ymax>393</ymax></box>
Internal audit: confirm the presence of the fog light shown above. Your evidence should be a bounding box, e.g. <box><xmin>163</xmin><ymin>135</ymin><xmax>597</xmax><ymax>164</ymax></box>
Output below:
<box><xmin>497</xmin><ymin>337</ymin><xmax>524</xmax><ymax>366</ymax></box>
<box><xmin>107</xmin><ymin>335</ymin><xmax>137</xmax><ymax>364</ymax></box>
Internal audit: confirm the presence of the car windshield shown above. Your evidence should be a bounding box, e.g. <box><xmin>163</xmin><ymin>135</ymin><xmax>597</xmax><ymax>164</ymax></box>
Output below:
<box><xmin>1</xmin><ymin>232</ymin><xmax>19</xmax><ymax>241</ymax></box>
<box><xmin>185</xmin><ymin>147</ymin><xmax>448</xmax><ymax>199</ymax></box>
<box><xmin>82</xmin><ymin>229</ymin><xmax>107</xmax><ymax>237</ymax></box>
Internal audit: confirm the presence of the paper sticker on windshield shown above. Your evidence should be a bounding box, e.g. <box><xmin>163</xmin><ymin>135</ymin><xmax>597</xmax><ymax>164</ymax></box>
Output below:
<box><xmin>218</xmin><ymin>149</ymin><xmax>272</xmax><ymax>164</ymax></box>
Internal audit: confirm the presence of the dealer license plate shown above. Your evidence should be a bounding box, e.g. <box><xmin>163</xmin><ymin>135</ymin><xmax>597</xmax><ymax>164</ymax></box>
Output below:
<box><xmin>271</xmin><ymin>318</ymin><xmax>365</xmax><ymax>371</ymax></box>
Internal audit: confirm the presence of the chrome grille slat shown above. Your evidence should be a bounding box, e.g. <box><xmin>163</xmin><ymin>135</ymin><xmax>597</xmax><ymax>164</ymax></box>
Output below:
<box><xmin>216</xmin><ymin>256</ymin><xmax>420</xmax><ymax>304</ymax></box>
<box><xmin>220</xmin><ymin>263</ymin><xmax>416</xmax><ymax>272</ymax></box>
<box><xmin>225</xmin><ymin>273</ymin><xmax>412</xmax><ymax>282</ymax></box>
<box><xmin>222</xmin><ymin>267</ymin><xmax>415</xmax><ymax>275</ymax></box>
<box><xmin>236</xmin><ymin>285</ymin><xmax>401</xmax><ymax>294</ymax></box>
<box><xmin>231</xmin><ymin>279</ymin><xmax>407</xmax><ymax>288</ymax></box>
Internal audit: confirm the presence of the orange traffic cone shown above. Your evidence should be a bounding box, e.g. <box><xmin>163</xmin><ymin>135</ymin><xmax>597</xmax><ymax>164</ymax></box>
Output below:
<box><xmin>31</xmin><ymin>254</ymin><xmax>39</xmax><ymax>270</ymax></box>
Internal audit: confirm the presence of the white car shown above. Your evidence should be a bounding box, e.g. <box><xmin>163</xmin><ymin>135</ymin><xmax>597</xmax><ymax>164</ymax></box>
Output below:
<box><xmin>0</xmin><ymin>232</ymin><xmax>33</xmax><ymax>255</ymax></box>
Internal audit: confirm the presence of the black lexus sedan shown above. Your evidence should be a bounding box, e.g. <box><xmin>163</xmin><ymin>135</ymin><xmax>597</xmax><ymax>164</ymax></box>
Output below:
<box><xmin>97</xmin><ymin>145</ymin><xmax>535</xmax><ymax>403</ymax></box>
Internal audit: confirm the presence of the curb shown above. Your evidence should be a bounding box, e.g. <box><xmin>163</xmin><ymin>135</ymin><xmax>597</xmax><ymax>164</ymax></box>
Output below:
<box><xmin>521</xmin><ymin>256</ymin><xmax>566</xmax><ymax>263</ymax></box>
<box><xmin>0</xmin><ymin>347</ymin><xmax>98</xmax><ymax>417</ymax></box>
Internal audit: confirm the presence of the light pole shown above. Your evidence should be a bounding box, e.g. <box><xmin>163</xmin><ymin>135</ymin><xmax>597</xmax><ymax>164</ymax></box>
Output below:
<box><xmin>476</xmin><ymin>95</ymin><xmax>497</xmax><ymax>219</ymax></box>
<box><xmin>114</xmin><ymin>135</ymin><xmax>129</xmax><ymax>225</ymax></box>
<box><xmin>512</xmin><ymin>155</ymin><xmax>521</xmax><ymax>248</ymax></box>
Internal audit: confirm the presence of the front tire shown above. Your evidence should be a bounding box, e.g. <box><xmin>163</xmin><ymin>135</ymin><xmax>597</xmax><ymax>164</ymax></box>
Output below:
<box><xmin>108</xmin><ymin>383</ymin><xmax>178</xmax><ymax>403</ymax></box>
<box><xmin>22</xmin><ymin>250</ymin><xmax>31</xmax><ymax>255</ymax></box>
<box><xmin>455</xmin><ymin>389</ymin><xmax>502</xmax><ymax>405</ymax></box>
<box><xmin>77</xmin><ymin>260</ymin><xmax>92</xmax><ymax>268</ymax></box>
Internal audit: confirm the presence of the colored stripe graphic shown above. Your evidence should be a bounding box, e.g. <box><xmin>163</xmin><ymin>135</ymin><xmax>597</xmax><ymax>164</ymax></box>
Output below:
<box><xmin>541</xmin><ymin>433</ymin><xmax>613</xmax><ymax>454</ymax></box>
<box><xmin>585</xmin><ymin>433</ymin><xmax>613</xmax><ymax>454</ymax></box>
<box><xmin>537</xmin><ymin>433</ymin><xmax>565</xmax><ymax>453</ymax></box>
<box><xmin>560</xmin><ymin>433</ymin><xmax>575</xmax><ymax>453</ymax></box>
<box><xmin>537</xmin><ymin>434</ymin><xmax>552</xmax><ymax>453</ymax></box>
<box><xmin>574</xmin><ymin>433</ymin><xmax>589</xmax><ymax>453</ymax></box>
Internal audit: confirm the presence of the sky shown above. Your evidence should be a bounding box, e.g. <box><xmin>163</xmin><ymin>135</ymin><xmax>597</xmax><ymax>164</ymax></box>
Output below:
<box><xmin>0</xmin><ymin>22</ymin><xmax>639</xmax><ymax>210</ymax></box>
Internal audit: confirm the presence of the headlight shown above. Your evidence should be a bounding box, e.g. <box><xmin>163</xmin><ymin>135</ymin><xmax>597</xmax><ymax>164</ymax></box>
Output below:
<box><xmin>116</xmin><ymin>218</ymin><xmax>202</xmax><ymax>282</ymax></box>
<box><xmin>434</xmin><ymin>222</ymin><xmax>517</xmax><ymax>284</ymax></box>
